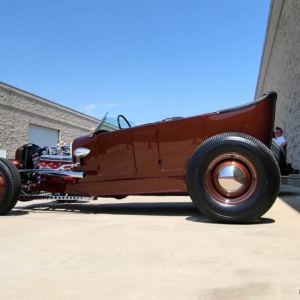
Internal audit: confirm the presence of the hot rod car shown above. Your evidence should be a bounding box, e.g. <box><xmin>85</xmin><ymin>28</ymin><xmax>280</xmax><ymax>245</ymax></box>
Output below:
<box><xmin>0</xmin><ymin>91</ymin><xmax>281</xmax><ymax>223</ymax></box>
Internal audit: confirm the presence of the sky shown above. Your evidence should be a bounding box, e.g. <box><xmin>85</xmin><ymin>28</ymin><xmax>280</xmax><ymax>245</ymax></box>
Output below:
<box><xmin>1</xmin><ymin>0</ymin><xmax>271</xmax><ymax>125</ymax></box>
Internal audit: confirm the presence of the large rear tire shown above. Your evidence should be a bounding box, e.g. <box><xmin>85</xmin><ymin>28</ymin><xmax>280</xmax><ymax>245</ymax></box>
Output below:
<box><xmin>0</xmin><ymin>158</ymin><xmax>21</xmax><ymax>215</ymax></box>
<box><xmin>186</xmin><ymin>133</ymin><xmax>281</xmax><ymax>223</ymax></box>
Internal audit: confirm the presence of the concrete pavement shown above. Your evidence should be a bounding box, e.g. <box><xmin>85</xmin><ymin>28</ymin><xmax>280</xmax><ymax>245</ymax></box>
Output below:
<box><xmin>0</xmin><ymin>185</ymin><xmax>300</xmax><ymax>300</ymax></box>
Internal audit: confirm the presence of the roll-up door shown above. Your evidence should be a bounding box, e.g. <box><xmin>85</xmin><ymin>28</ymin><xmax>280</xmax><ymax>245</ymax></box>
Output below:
<box><xmin>29</xmin><ymin>124</ymin><xmax>59</xmax><ymax>147</ymax></box>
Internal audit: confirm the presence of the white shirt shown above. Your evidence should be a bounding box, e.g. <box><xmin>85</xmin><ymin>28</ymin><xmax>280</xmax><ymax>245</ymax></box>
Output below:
<box><xmin>275</xmin><ymin>135</ymin><xmax>287</xmax><ymax>147</ymax></box>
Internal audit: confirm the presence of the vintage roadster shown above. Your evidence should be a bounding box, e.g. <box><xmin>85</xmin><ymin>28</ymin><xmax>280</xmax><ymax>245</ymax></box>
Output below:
<box><xmin>0</xmin><ymin>91</ymin><xmax>281</xmax><ymax>223</ymax></box>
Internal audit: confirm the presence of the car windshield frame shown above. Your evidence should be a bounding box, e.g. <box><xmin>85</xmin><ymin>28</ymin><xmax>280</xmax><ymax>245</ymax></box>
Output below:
<box><xmin>89</xmin><ymin>112</ymin><xmax>108</xmax><ymax>137</ymax></box>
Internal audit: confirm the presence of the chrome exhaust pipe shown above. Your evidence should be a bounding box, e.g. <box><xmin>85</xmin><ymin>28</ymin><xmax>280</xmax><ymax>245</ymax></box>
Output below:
<box><xmin>19</xmin><ymin>169</ymin><xmax>86</xmax><ymax>179</ymax></box>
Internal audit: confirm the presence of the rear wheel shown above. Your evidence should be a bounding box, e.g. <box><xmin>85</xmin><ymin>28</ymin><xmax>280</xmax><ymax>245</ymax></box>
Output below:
<box><xmin>186</xmin><ymin>133</ymin><xmax>281</xmax><ymax>223</ymax></box>
<box><xmin>0</xmin><ymin>158</ymin><xmax>21</xmax><ymax>215</ymax></box>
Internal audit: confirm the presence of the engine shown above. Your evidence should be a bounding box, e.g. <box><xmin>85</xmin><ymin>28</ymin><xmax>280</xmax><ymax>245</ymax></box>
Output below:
<box><xmin>14</xmin><ymin>142</ymin><xmax>74</xmax><ymax>186</ymax></box>
<box><xmin>13</xmin><ymin>143</ymin><xmax>87</xmax><ymax>201</ymax></box>
<box><xmin>15</xmin><ymin>143</ymin><xmax>72</xmax><ymax>171</ymax></box>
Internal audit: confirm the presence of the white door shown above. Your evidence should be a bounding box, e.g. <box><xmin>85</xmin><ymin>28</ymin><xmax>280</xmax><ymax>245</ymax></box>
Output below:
<box><xmin>29</xmin><ymin>124</ymin><xmax>59</xmax><ymax>147</ymax></box>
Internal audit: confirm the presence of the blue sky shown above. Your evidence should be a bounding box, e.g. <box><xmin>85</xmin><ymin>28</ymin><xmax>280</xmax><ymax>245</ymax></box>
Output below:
<box><xmin>1</xmin><ymin>0</ymin><xmax>271</xmax><ymax>125</ymax></box>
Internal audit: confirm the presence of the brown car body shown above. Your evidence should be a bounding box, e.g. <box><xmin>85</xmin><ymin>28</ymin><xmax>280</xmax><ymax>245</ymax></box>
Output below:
<box><xmin>1</xmin><ymin>91</ymin><xmax>280</xmax><ymax>223</ymax></box>
<box><xmin>43</xmin><ymin>91</ymin><xmax>276</xmax><ymax>196</ymax></box>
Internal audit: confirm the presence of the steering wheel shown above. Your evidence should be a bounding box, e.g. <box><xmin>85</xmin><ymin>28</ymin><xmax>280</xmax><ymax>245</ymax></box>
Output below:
<box><xmin>117</xmin><ymin>115</ymin><xmax>131</xmax><ymax>129</ymax></box>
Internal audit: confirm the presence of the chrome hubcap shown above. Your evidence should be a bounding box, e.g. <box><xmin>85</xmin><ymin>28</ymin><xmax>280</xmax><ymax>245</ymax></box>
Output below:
<box><xmin>205</xmin><ymin>153</ymin><xmax>258</xmax><ymax>205</ymax></box>
<box><xmin>217</xmin><ymin>164</ymin><xmax>245</xmax><ymax>192</ymax></box>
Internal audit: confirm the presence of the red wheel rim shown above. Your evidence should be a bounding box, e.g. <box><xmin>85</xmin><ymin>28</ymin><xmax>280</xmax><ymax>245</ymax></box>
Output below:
<box><xmin>0</xmin><ymin>172</ymin><xmax>5</xmax><ymax>200</ymax></box>
<box><xmin>205</xmin><ymin>153</ymin><xmax>258</xmax><ymax>205</ymax></box>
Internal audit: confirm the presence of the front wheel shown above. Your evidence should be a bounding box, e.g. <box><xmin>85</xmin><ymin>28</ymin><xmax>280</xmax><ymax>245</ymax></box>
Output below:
<box><xmin>0</xmin><ymin>158</ymin><xmax>21</xmax><ymax>215</ymax></box>
<box><xmin>186</xmin><ymin>133</ymin><xmax>281</xmax><ymax>223</ymax></box>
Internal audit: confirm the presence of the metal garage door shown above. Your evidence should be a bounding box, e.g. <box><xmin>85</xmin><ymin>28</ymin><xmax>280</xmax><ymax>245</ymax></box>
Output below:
<box><xmin>29</xmin><ymin>124</ymin><xmax>59</xmax><ymax>148</ymax></box>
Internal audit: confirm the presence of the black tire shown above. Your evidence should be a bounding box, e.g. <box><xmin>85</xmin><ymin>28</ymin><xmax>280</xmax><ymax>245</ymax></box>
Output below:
<box><xmin>186</xmin><ymin>133</ymin><xmax>281</xmax><ymax>223</ymax></box>
<box><xmin>0</xmin><ymin>158</ymin><xmax>21</xmax><ymax>215</ymax></box>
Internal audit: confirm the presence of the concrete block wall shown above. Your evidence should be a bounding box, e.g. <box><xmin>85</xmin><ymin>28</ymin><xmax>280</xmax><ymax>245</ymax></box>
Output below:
<box><xmin>0</xmin><ymin>82</ymin><xmax>102</xmax><ymax>159</ymax></box>
<box><xmin>255</xmin><ymin>0</ymin><xmax>300</xmax><ymax>186</ymax></box>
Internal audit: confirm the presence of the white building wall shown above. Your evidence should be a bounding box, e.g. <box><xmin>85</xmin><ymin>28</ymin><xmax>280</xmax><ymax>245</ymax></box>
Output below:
<box><xmin>0</xmin><ymin>82</ymin><xmax>112</xmax><ymax>158</ymax></box>
<box><xmin>255</xmin><ymin>0</ymin><xmax>300</xmax><ymax>186</ymax></box>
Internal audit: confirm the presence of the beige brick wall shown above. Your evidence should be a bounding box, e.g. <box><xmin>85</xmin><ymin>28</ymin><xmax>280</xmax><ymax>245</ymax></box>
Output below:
<box><xmin>0</xmin><ymin>82</ymin><xmax>109</xmax><ymax>158</ymax></box>
<box><xmin>255</xmin><ymin>0</ymin><xmax>300</xmax><ymax>186</ymax></box>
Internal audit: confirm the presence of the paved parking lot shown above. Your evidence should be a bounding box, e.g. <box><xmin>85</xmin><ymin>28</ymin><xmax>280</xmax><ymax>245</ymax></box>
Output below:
<box><xmin>0</xmin><ymin>185</ymin><xmax>300</xmax><ymax>300</ymax></box>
